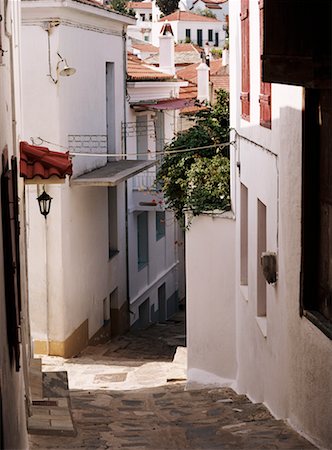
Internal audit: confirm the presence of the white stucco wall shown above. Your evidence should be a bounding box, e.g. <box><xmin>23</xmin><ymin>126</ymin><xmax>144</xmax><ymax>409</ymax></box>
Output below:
<box><xmin>152</xmin><ymin>19</ymin><xmax>225</xmax><ymax>47</ymax></box>
<box><xmin>22</xmin><ymin>2</ymin><xmax>133</xmax><ymax>345</ymax></box>
<box><xmin>186</xmin><ymin>212</ymin><xmax>236</xmax><ymax>387</ymax></box>
<box><xmin>0</xmin><ymin>0</ymin><xmax>29</xmax><ymax>447</ymax></box>
<box><xmin>125</xmin><ymin>80</ymin><xmax>185</xmax><ymax>327</ymax></box>
<box><xmin>228</xmin><ymin>0</ymin><xmax>332</xmax><ymax>447</ymax></box>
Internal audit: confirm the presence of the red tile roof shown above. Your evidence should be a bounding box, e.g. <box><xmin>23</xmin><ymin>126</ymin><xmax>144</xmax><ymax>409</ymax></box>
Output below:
<box><xmin>127</xmin><ymin>1</ymin><xmax>152</xmax><ymax>8</ymax></box>
<box><xmin>175</xmin><ymin>43</ymin><xmax>201</xmax><ymax>53</ymax></box>
<box><xmin>20</xmin><ymin>142</ymin><xmax>73</xmax><ymax>181</ymax></box>
<box><xmin>127</xmin><ymin>53</ymin><xmax>175</xmax><ymax>80</ymax></box>
<box><xmin>132</xmin><ymin>42</ymin><xmax>158</xmax><ymax>53</ymax></box>
<box><xmin>192</xmin><ymin>0</ymin><xmax>227</xmax><ymax>4</ymax></box>
<box><xmin>159</xmin><ymin>10</ymin><xmax>220</xmax><ymax>22</ymax></box>
<box><xmin>177</xmin><ymin>59</ymin><xmax>229</xmax><ymax>93</ymax></box>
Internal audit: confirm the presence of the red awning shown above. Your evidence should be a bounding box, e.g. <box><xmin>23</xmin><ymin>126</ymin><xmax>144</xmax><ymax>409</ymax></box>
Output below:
<box><xmin>20</xmin><ymin>141</ymin><xmax>73</xmax><ymax>183</ymax></box>
<box><xmin>131</xmin><ymin>98</ymin><xmax>196</xmax><ymax>111</ymax></box>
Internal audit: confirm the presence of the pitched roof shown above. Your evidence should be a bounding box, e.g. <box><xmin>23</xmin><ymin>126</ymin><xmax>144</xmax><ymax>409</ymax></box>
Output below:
<box><xmin>159</xmin><ymin>10</ymin><xmax>220</xmax><ymax>22</ymax></box>
<box><xmin>177</xmin><ymin>59</ymin><xmax>229</xmax><ymax>107</ymax></box>
<box><xmin>175</xmin><ymin>43</ymin><xmax>201</xmax><ymax>53</ymax></box>
<box><xmin>177</xmin><ymin>59</ymin><xmax>228</xmax><ymax>88</ymax></box>
<box><xmin>127</xmin><ymin>53</ymin><xmax>175</xmax><ymax>80</ymax></box>
<box><xmin>127</xmin><ymin>1</ymin><xmax>152</xmax><ymax>8</ymax></box>
<box><xmin>20</xmin><ymin>142</ymin><xmax>73</xmax><ymax>181</ymax></box>
<box><xmin>131</xmin><ymin>42</ymin><xmax>159</xmax><ymax>53</ymax></box>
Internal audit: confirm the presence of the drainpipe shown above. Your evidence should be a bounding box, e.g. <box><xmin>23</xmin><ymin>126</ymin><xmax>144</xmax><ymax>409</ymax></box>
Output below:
<box><xmin>123</xmin><ymin>27</ymin><xmax>131</xmax><ymax>330</ymax></box>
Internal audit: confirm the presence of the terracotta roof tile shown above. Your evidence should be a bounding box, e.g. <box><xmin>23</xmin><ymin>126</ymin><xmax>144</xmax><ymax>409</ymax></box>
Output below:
<box><xmin>175</xmin><ymin>43</ymin><xmax>201</xmax><ymax>53</ymax></box>
<box><xmin>127</xmin><ymin>1</ymin><xmax>152</xmax><ymax>8</ymax></box>
<box><xmin>131</xmin><ymin>42</ymin><xmax>159</xmax><ymax>53</ymax></box>
<box><xmin>20</xmin><ymin>142</ymin><xmax>72</xmax><ymax>180</ymax></box>
<box><xmin>127</xmin><ymin>54</ymin><xmax>175</xmax><ymax>80</ymax></box>
<box><xmin>159</xmin><ymin>10</ymin><xmax>220</xmax><ymax>22</ymax></box>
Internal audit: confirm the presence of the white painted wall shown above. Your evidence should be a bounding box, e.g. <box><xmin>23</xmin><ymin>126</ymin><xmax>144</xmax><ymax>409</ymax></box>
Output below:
<box><xmin>152</xmin><ymin>19</ymin><xmax>225</xmax><ymax>47</ymax></box>
<box><xmin>228</xmin><ymin>0</ymin><xmax>332</xmax><ymax>447</ymax></box>
<box><xmin>125</xmin><ymin>79</ymin><xmax>185</xmax><ymax>327</ymax></box>
<box><xmin>22</xmin><ymin>2</ymin><xmax>134</xmax><ymax>347</ymax></box>
<box><xmin>186</xmin><ymin>212</ymin><xmax>236</xmax><ymax>387</ymax></box>
<box><xmin>191</xmin><ymin>0</ymin><xmax>229</xmax><ymax>21</ymax></box>
<box><xmin>0</xmin><ymin>0</ymin><xmax>29</xmax><ymax>447</ymax></box>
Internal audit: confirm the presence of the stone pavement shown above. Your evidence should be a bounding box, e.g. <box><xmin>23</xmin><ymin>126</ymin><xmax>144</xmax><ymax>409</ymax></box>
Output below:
<box><xmin>29</xmin><ymin>312</ymin><xmax>316</xmax><ymax>449</ymax></box>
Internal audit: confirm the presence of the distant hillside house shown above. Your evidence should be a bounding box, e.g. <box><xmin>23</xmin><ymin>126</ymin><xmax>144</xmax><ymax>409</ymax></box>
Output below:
<box><xmin>190</xmin><ymin>0</ymin><xmax>228</xmax><ymax>22</ymax></box>
<box><xmin>127</xmin><ymin>0</ymin><xmax>161</xmax><ymax>42</ymax></box>
<box><xmin>152</xmin><ymin>10</ymin><xmax>226</xmax><ymax>48</ymax></box>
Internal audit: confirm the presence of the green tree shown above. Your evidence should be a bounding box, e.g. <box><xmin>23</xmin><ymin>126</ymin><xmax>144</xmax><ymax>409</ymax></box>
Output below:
<box><xmin>107</xmin><ymin>0</ymin><xmax>136</xmax><ymax>16</ymax></box>
<box><xmin>197</xmin><ymin>8</ymin><xmax>217</xmax><ymax>19</ymax></box>
<box><xmin>157</xmin><ymin>89</ymin><xmax>230</xmax><ymax>226</ymax></box>
<box><xmin>155</xmin><ymin>0</ymin><xmax>179</xmax><ymax>16</ymax></box>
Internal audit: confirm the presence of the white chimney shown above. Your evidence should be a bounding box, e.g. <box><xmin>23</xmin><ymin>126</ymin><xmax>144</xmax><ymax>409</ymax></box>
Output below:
<box><xmin>222</xmin><ymin>49</ymin><xmax>229</xmax><ymax>66</ymax></box>
<box><xmin>159</xmin><ymin>22</ymin><xmax>175</xmax><ymax>75</ymax></box>
<box><xmin>196</xmin><ymin>62</ymin><xmax>210</xmax><ymax>103</ymax></box>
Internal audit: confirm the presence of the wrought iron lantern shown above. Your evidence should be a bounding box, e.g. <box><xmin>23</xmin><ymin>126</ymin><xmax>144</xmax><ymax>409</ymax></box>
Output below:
<box><xmin>37</xmin><ymin>190</ymin><xmax>52</xmax><ymax>218</ymax></box>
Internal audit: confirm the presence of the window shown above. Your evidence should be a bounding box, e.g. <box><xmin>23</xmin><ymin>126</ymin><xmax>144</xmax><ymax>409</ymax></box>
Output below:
<box><xmin>259</xmin><ymin>0</ymin><xmax>271</xmax><ymax>128</ymax></box>
<box><xmin>156</xmin><ymin>211</ymin><xmax>165</xmax><ymax>241</ymax></box>
<box><xmin>155</xmin><ymin>111</ymin><xmax>165</xmax><ymax>153</ymax></box>
<box><xmin>149</xmin><ymin>13</ymin><xmax>152</xmax><ymax>21</ymax></box>
<box><xmin>301</xmin><ymin>89</ymin><xmax>332</xmax><ymax>338</ymax></box>
<box><xmin>136</xmin><ymin>115</ymin><xmax>148</xmax><ymax>160</ymax></box>
<box><xmin>240</xmin><ymin>183</ymin><xmax>248</xmax><ymax>285</ymax></box>
<box><xmin>185</xmin><ymin>29</ymin><xmax>191</xmax><ymax>40</ymax></box>
<box><xmin>137</xmin><ymin>212</ymin><xmax>148</xmax><ymax>270</ymax></box>
<box><xmin>108</xmin><ymin>187</ymin><xmax>118</xmax><ymax>259</ymax></box>
<box><xmin>208</xmin><ymin>29</ymin><xmax>213</xmax><ymax>42</ymax></box>
<box><xmin>140</xmin><ymin>13</ymin><xmax>145</xmax><ymax>21</ymax></box>
<box><xmin>240</xmin><ymin>0</ymin><xmax>250</xmax><ymax>120</ymax></box>
<box><xmin>1</xmin><ymin>152</ymin><xmax>21</xmax><ymax>370</ymax></box>
<box><xmin>197</xmin><ymin>29</ymin><xmax>203</xmax><ymax>47</ymax></box>
<box><xmin>214</xmin><ymin>32</ymin><xmax>219</xmax><ymax>47</ymax></box>
<box><xmin>262</xmin><ymin>1</ymin><xmax>331</xmax><ymax>88</ymax></box>
<box><xmin>106</xmin><ymin>62</ymin><xmax>116</xmax><ymax>154</ymax></box>
<box><xmin>257</xmin><ymin>199</ymin><xmax>267</xmax><ymax>317</ymax></box>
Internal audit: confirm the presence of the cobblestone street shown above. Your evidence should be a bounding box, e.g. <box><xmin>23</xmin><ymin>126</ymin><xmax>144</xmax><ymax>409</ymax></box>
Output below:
<box><xmin>29</xmin><ymin>312</ymin><xmax>316</xmax><ymax>449</ymax></box>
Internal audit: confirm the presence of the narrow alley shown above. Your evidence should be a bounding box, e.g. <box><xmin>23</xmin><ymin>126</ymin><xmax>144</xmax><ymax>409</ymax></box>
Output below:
<box><xmin>29</xmin><ymin>312</ymin><xmax>315</xmax><ymax>450</ymax></box>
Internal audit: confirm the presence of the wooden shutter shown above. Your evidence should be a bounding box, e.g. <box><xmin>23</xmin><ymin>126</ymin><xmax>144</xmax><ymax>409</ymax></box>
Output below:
<box><xmin>240</xmin><ymin>0</ymin><xmax>250</xmax><ymax>120</ymax></box>
<box><xmin>259</xmin><ymin>0</ymin><xmax>271</xmax><ymax>128</ymax></box>
<box><xmin>262</xmin><ymin>0</ymin><xmax>332</xmax><ymax>88</ymax></box>
<box><xmin>1</xmin><ymin>149</ymin><xmax>21</xmax><ymax>371</ymax></box>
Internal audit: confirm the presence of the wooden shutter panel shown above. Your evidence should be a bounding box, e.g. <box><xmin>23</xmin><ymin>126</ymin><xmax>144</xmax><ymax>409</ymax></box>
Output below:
<box><xmin>240</xmin><ymin>0</ymin><xmax>250</xmax><ymax>120</ymax></box>
<box><xmin>1</xmin><ymin>150</ymin><xmax>21</xmax><ymax>371</ymax></box>
<box><xmin>259</xmin><ymin>0</ymin><xmax>271</xmax><ymax>128</ymax></box>
<box><xmin>262</xmin><ymin>0</ymin><xmax>332</xmax><ymax>88</ymax></box>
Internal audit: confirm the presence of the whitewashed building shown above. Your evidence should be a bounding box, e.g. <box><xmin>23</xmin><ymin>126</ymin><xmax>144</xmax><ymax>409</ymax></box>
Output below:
<box><xmin>20</xmin><ymin>0</ymin><xmax>157</xmax><ymax>357</ymax></box>
<box><xmin>125</xmin><ymin>28</ymin><xmax>188</xmax><ymax>328</ymax></box>
<box><xmin>186</xmin><ymin>0</ymin><xmax>332</xmax><ymax>448</ymax></box>
<box><xmin>0</xmin><ymin>0</ymin><xmax>30</xmax><ymax>447</ymax></box>
<box><xmin>190</xmin><ymin>0</ymin><xmax>228</xmax><ymax>22</ymax></box>
<box><xmin>152</xmin><ymin>10</ymin><xmax>226</xmax><ymax>48</ymax></box>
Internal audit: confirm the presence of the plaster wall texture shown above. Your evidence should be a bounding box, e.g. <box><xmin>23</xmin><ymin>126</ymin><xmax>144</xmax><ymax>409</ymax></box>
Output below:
<box><xmin>152</xmin><ymin>20</ymin><xmax>225</xmax><ymax>47</ymax></box>
<box><xmin>186</xmin><ymin>213</ymin><xmax>236</xmax><ymax>383</ymax></box>
<box><xmin>0</xmin><ymin>0</ymin><xmax>29</xmax><ymax>447</ymax></box>
<box><xmin>22</xmin><ymin>3</ymin><xmax>130</xmax><ymax>345</ymax></box>
<box><xmin>125</xmin><ymin>88</ymin><xmax>184</xmax><ymax>327</ymax></box>
<box><xmin>227</xmin><ymin>0</ymin><xmax>332</xmax><ymax>447</ymax></box>
<box><xmin>191</xmin><ymin>0</ymin><xmax>229</xmax><ymax>21</ymax></box>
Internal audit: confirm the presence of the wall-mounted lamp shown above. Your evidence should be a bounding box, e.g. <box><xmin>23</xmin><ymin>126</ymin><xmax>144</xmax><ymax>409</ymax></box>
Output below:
<box><xmin>37</xmin><ymin>190</ymin><xmax>53</xmax><ymax>218</ymax></box>
<box><xmin>48</xmin><ymin>52</ymin><xmax>76</xmax><ymax>84</ymax></box>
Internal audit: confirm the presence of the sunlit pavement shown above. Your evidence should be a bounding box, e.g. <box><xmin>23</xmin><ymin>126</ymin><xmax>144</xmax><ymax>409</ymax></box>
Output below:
<box><xmin>29</xmin><ymin>311</ymin><xmax>315</xmax><ymax>449</ymax></box>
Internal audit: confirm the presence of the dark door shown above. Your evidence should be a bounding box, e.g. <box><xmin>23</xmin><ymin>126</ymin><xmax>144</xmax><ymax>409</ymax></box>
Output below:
<box><xmin>215</xmin><ymin>32</ymin><xmax>219</xmax><ymax>47</ymax></box>
<box><xmin>158</xmin><ymin>283</ymin><xmax>166</xmax><ymax>322</ymax></box>
<box><xmin>197</xmin><ymin>29</ymin><xmax>203</xmax><ymax>47</ymax></box>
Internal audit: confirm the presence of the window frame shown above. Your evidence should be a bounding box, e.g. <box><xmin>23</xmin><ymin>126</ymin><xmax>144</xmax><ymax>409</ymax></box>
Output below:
<box><xmin>137</xmin><ymin>211</ymin><xmax>149</xmax><ymax>271</ymax></box>
<box><xmin>156</xmin><ymin>211</ymin><xmax>166</xmax><ymax>241</ymax></box>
